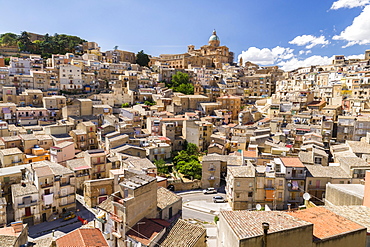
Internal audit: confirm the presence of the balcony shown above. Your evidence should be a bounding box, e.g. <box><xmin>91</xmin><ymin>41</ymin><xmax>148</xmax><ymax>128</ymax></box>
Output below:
<box><xmin>76</xmin><ymin>173</ymin><xmax>89</xmax><ymax>178</ymax></box>
<box><xmin>59</xmin><ymin>193</ymin><xmax>74</xmax><ymax>198</ymax></box>
<box><xmin>60</xmin><ymin>182</ymin><xmax>70</xmax><ymax>187</ymax></box>
<box><xmin>60</xmin><ymin>201</ymin><xmax>75</xmax><ymax>207</ymax></box>
<box><xmin>307</xmin><ymin>185</ymin><xmax>326</xmax><ymax>191</ymax></box>
<box><xmin>18</xmin><ymin>200</ymin><xmax>38</xmax><ymax>208</ymax></box>
<box><xmin>264</xmin><ymin>186</ymin><xmax>275</xmax><ymax>190</ymax></box>
<box><xmin>208</xmin><ymin>167</ymin><xmax>216</xmax><ymax>171</ymax></box>
<box><xmin>40</xmin><ymin>183</ymin><xmax>54</xmax><ymax>188</ymax></box>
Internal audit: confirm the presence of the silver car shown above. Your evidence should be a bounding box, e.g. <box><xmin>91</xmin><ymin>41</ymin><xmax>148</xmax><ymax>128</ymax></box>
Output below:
<box><xmin>203</xmin><ymin>187</ymin><xmax>217</xmax><ymax>194</ymax></box>
<box><xmin>213</xmin><ymin>196</ymin><xmax>226</xmax><ymax>203</ymax></box>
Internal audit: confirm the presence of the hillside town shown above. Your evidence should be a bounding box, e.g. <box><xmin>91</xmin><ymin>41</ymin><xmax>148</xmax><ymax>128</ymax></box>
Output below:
<box><xmin>0</xmin><ymin>30</ymin><xmax>370</xmax><ymax>246</ymax></box>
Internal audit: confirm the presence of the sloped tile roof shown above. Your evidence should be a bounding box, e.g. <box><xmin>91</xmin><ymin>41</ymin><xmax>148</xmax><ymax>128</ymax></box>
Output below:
<box><xmin>159</xmin><ymin>219</ymin><xmax>206</xmax><ymax>247</ymax></box>
<box><xmin>287</xmin><ymin>207</ymin><xmax>365</xmax><ymax>241</ymax></box>
<box><xmin>280</xmin><ymin>157</ymin><xmax>305</xmax><ymax>168</ymax></box>
<box><xmin>56</xmin><ymin>228</ymin><xmax>109</xmax><ymax>247</ymax></box>
<box><xmin>220</xmin><ymin>210</ymin><xmax>311</xmax><ymax>240</ymax></box>
<box><xmin>157</xmin><ymin>187</ymin><xmax>181</xmax><ymax>210</ymax></box>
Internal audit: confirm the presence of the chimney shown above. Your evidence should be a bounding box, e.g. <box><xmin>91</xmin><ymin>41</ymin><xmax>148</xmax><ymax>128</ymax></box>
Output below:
<box><xmin>262</xmin><ymin>222</ymin><xmax>269</xmax><ymax>247</ymax></box>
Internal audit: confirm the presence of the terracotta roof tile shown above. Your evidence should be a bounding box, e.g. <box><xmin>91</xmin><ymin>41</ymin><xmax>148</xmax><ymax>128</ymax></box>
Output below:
<box><xmin>287</xmin><ymin>207</ymin><xmax>365</xmax><ymax>241</ymax></box>
<box><xmin>157</xmin><ymin>187</ymin><xmax>181</xmax><ymax>210</ymax></box>
<box><xmin>159</xmin><ymin>219</ymin><xmax>206</xmax><ymax>247</ymax></box>
<box><xmin>221</xmin><ymin>211</ymin><xmax>312</xmax><ymax>240</ymax></box>
<box><xmin>280</xmin><ymin>157</ymin><xmax>305</xmax><ymax>168</ymax></box>
<box><xmin>56</xmin><ymin>228</ymin><xmax>108</xmax><ymax>247</ymax></box>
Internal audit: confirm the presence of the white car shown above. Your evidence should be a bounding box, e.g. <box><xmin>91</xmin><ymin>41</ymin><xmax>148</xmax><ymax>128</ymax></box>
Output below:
<box><xmin>213</xmin><ymin>196</ymin><xmax>226</xmax><ymax>203</ymax></box>
<box><xmin>203</xmin><ymin>188</ymin><xmax>217</xmax><ymax>194</ymax></box>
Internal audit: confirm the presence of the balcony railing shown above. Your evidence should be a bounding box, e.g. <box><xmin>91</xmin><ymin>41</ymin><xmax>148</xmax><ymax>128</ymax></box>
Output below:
<box><xmin>18</xmin><ymin>200</ymin><xmax>38</xmax><ymax>208</ymax></box>
<box><xmin>76</xmin><ymin>173</ymin><xmax>89</xmax><ymax>177</ymax></box>
<box><xmin>40</xmin><ymin>183</ymin><xmax>53</xmax><ymax>188</ymax></box>
<box><xmin>59</xmin><ymin>193</ymin><xmax>74</xmax><ymax>198</ymax></box>
<box><xmin>60</xmin><ymin>182</ymin><xmax>70</xmax><ymax>187</ymax></box>
<box><xmin>307</xmin><ymin>186</ymin><xmax>326</xmax><ymax>190</ymax></box>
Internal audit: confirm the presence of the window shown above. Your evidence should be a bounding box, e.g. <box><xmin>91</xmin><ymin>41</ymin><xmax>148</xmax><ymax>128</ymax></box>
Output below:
<box><xmin>236</xmin><ymin>182</ymin><xmax>240</xmax><ymax>187</ymax></box>
<box><xmin>236</xmin><ymin>193</ymin><xmax>240</xmax><ymax>198</ymax></box>
<box><xmin>314</xmin><ymin>157</ymin><xmax>322</xmax><ymax>165</ymax></box>
<box><xmin>279</xmin><ymin>180</ymin><xmax>283</xmax><ymax>186</ymax></box>
<box><xmin>248</xmin><ymin>192</ymin><xmax>253</xmax><ymax>197</ymax></box>
<box><xmin>100</xmin><ymin>188</ymin><xmax>106</xmax><ymax>195</ymax></box>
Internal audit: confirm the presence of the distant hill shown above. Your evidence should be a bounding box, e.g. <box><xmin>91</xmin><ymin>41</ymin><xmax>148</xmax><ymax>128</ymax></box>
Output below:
<box><xmin>0</xmin><ymin>31</ymin><xmax>87</xmax><ymax>58</ymax></box>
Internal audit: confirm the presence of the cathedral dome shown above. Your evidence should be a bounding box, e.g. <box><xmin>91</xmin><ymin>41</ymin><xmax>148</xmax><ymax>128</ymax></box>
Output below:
<box><xmin>209</xmin><ymin>30</ymin><xmax>220</xmax><ymax>42</ymax></box>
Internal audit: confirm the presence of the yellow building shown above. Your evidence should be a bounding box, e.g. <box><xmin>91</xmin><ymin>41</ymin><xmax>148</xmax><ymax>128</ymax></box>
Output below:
<box><xmin>216</xmin><ymin>95</ymin><xmax>241</xmax><ymax>120</ymax></box>
<box><xmin>151</xmin><ymin>30</ymin><xmax>233</xmax><ymax>69</ymax></box>
<box><xmin>23</xmin><ymin>146</ymin><xmax>50</xmax><ymax>164</ymax></box>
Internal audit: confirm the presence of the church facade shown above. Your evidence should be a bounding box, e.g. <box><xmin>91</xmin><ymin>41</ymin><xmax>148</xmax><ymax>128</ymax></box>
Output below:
<box><xmin>150</xmin><ymin>30</ymin><xmax>234</xmax><ymax>69</ymax></box>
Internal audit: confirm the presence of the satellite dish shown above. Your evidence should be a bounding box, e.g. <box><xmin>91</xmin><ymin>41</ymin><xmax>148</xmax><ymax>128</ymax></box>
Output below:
<box><xmin>303</xmin><ymin>193</ymin><xmax>311</xmax><ymax>201</ymax></box>
<box><xmin>256</xmin><ymin>204</ymin><xmax>262</xmax><ymax>211</ymax></box>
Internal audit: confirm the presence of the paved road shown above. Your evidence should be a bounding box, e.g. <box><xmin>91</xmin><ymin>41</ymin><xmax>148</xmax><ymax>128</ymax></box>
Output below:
<box><xmin>183</xmin><ymin>207</ymin><xmax>215</xmax><ymax>223</ymax></box>
<box><xmin>28</xmin><ymin>200</ymin><xmax>95</xmax><ymax>240</ymax></box>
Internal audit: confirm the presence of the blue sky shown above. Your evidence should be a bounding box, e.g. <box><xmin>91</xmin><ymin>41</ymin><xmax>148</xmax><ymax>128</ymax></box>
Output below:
<box><xmin>1</xmin><ymin>0</ymin><xmax>370</xmax><ymax>70</ymax></box>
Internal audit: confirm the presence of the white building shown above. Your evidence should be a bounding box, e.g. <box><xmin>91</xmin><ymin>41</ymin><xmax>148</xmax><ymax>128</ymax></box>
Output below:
<box><xmin>59</xmin><ymin>64</ymin><xmax>82</xmax><ymax>91</ymax></box>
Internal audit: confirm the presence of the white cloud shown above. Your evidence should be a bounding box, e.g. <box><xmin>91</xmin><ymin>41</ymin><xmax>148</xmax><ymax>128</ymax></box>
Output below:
<box><xmin>289</xmin><ymin>35</ymin><xmax>329</xmax><ymax>49</ymax></box>
<box><xmin>278</xmin><ymin>56</ymin><xmax>335</xmax><ymax>71</ymax></box>
<box><xmin>333</xmin><ymin>5</ymin><xmax>370</xmax><ymax>47</ymax></box>
<box><xmin>330</xmin><ymin>0</ymin><xmax>370</xmax><ymax>10</ymax></box>
<box><xmin>299</xmin><ymin>50</ymin><xmax>312</xmax><ymax>55</ymax></box>
<box><xmin>238</xmin><ymin>46</ymin><xmax>294</xmax><ymax>65</ymax></box>
<box><xmin>347</xmin><ymin>54</ymin><xmax>364</xmax><ymax>59</ymax></box>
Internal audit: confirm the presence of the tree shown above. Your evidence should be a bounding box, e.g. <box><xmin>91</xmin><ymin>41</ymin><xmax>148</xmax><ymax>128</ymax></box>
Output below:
<box><xmin>17</xmin><ymin>31</ymin><xmax>32</xmax><ymax>52</ymax></box>
<box><xmin>186</xmin><ymin>143</ymin><xmax>199</xmax><ymax>156</ymax></box>
<box><xmin>4</xmin><ymin>57</ymin><xmax>10</xmax><ymax>65</ymax></box>
<box><xmin>154</xmin><ymin>159</ymin><xmax>169</xmax><ymax>175</ymax></box>
<box><xmin>176</xmin><ymin>82</ymin><xmax>194</xmax><ymax>95</ymax></box>
<box><xmin>173</xmin><ymin>141</ymin><xmax>202</xmax><ymax>180</ymax></box>
<box><xmin>0</xmin><ymin>33</ymin><xmax>18</xmax><ymax>46</ymax></box>
<box><xmin>136</xmin><ymin>50</ymin><xmax>150</xmax><ymax>67</ymax></box>
<box><xmin>177</xmin><ymin>159</ymin><xmax>202</xmax><ymax>180</ymax></box>
<box><xmin>171</xmin><ymin>71</ymin><xmax>189</xmax><ymax>88</ymax></box>
<box><xmin>169</xmin><ymin>72</ymin><xmax>194</xmax><ymax>95</ymax></box>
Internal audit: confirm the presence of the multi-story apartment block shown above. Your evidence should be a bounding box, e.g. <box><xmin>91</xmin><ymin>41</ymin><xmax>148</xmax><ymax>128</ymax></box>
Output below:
<box><xmin>0</xmin><ymin>147</ymin><xmax>24</xmax><ymax>167</ymax></box>
<box><xmin>83</xmin><ymin>149</ymin><xmax>108</xmax><ymax>180</ymax></box>
<box><xmin>226</xmin><ymin>164</ymin><xmax>255</xmax><ymax>210</ymax></box>
<box><xmin>16</xmin><ymin>106</ymin><xmax>48</xmax><ymax>126</ymax></box>
<box><xmin>75</xmin><ymin>121</ymin><xmax>98</xmax><ymax>150</ymax></box>
<box><xmin>9</xmin><ymin>57</ymin><xmax>31</xmax><ymax>76</ymax></box>
<box><xmin>11</xmin><ymin>182</ymin><xmax>40</xmax><ymax>226</ymax></box>
<box><xmin>59</xmin><ymin>64</ymin><xmax>83</xmax><ymax>91</ymax></box>
<box><xmin>25</xmin><ymin>161</ymin><xmax>76</xmax><ymax>223</ymax></box>
<box><xmin>183</xmin><ymin>120</ymin><xmax>213</xmax><ymax>151</ymax></box>
<box><xmin>216</xmin><ymin>95</ymin><xmax>241</xmax><ymax>120</ymax></box>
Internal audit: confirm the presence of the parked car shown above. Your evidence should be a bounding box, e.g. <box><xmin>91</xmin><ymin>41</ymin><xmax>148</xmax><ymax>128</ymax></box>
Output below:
<box><xmin>213</xmin><ymin>196</ymin><xmax>226</xmax><ymax>203</ymax></box>
<box><xmin>203</xmin><ymin>187</ymin><xmax>217</xmax><ymax>194</ymax></box>
<box><xmin>62</xmin><ymin>211</ymin><xmax>76</xmax><ymax>221</ymax></box>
